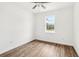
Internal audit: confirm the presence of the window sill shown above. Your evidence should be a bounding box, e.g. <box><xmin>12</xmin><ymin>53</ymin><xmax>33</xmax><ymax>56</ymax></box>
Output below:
<box><xmin>45</xmin><ymin>31</ymin><xmax>56</xmax><ymax>33</ymax></box>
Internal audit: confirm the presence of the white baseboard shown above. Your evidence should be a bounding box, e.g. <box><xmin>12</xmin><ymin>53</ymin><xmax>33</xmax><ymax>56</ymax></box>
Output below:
<box><xmin>0</xmin><ymin>39</ymin><xmax>33</xmax><ymax>54</ymax></box>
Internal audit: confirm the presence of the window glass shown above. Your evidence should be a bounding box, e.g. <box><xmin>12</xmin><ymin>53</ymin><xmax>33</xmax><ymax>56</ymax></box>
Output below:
<box><xmin>45</xmin><ymin>16</ymin><xmax>55</xmax><ymax>33</ymax></box>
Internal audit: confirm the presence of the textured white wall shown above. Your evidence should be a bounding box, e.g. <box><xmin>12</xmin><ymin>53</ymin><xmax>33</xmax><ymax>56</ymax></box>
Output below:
<box><xmin>0</xmin><ymin>3</ymin><xmax>34</xmax><ymax>54</ymax></box>
<box><xmin>73</xmin><ymin>3</ymin><xmax>79</xmax><ymax>56</ymax></box>
<box><xmin>34</xmin><ymin>6</ymin><xmax>73</xmax><ymax>45</ymax></box>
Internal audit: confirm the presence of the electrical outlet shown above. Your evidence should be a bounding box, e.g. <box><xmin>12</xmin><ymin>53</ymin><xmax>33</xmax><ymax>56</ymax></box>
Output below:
<box><xmin>9</xmin><ymin>41</ymin><xmax>13</xmax><ymax>43</ymax></box>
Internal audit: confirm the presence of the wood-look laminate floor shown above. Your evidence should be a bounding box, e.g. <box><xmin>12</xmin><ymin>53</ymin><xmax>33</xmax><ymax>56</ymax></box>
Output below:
<box><xmin>0</xmin><ymin>40</ymin><xmax>78</xmax><ymax>57</ymax></box>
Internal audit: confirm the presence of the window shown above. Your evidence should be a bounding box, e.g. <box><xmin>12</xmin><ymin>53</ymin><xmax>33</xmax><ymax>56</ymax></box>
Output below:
<box><xmin>45</xmin><ymin>16</ymin><xmax>55</xmax><ymax>33</ymax></box>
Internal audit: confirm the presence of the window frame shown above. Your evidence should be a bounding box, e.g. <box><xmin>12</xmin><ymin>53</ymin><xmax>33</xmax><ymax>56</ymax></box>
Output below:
<box><xmin>45</xmin><ymin>15</ymin><xmax>56</xmax><ymax>33</ymax></box>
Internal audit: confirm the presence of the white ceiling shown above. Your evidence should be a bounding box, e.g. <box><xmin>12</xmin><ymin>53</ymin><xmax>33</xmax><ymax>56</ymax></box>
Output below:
<box><xmin>31</xmin><ymin>2</ymin><xmax>74</xmax><ymax>13</ymax></box>
<box><xmin>18</xmin><ymin>2</ymin><xmax>74</xmax><ymax>13</ymax></box>
<box><xmin>0</xmin><ymin>2</ymin><xmax>74</xmax><ymax>13</ymax></box>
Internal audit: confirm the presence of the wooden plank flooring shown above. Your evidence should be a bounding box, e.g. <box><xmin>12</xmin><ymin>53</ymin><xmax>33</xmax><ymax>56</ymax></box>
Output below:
<box><xmin>0</xmin><ymin>40</ymin><xmax>78</xmax><ymax>57</ymax></box>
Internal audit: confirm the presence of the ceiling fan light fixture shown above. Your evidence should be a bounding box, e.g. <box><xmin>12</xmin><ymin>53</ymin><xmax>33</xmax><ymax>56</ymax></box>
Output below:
<box><xmin>32</xmin><ymin>2</ymin><xmax>47</xmax><ymax>9</ymax></box>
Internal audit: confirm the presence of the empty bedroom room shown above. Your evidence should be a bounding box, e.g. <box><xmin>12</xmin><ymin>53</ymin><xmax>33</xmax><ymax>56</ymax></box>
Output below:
<box><xmin>0</xmin><ymin>2</ymin><xmax>79</xmax><ymax>57</ymax></box>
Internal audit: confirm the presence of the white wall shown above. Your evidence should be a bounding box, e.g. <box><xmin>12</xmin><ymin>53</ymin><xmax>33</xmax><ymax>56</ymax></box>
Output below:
<box><xmin>0</xmin><ymin>2</ymin><xmax>79</xmax><ymax>55</ymax></box>
<box><xmin>0</xmin><ymin>3</ymin><xmax>34</xmax><ymax>54</ymax></box>
<box><xmin>34</xmin><ymin>6</ymin><xmax>73</xmax><ymax>45</ymax></box>
<box><xmin>73</xmin><ymin>3</ymin><xmax>79</xmax><ymax>56</ymax></box>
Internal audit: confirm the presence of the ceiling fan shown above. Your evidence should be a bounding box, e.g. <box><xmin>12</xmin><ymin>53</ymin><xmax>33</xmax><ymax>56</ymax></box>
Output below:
<box><xmin>32</xmin><ymin>2</ymin><xmax>49</xmax><ymax>9</ymax></box>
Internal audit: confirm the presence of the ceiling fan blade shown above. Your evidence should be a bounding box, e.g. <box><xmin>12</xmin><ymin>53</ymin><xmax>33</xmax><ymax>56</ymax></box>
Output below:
<box><xmin>32</xmin><ymin>5</ymin><xmax>37</xmax><ymax>9</ymax></box>
<box><xmin>32</xmin><ymin>2</ymin><xmax>50</xmax><ymax>3</ymax></box>
<box><xmin>41</xmin><ymin>5</ymin><xmax>46</xmax><ymax>9</ymax></box>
